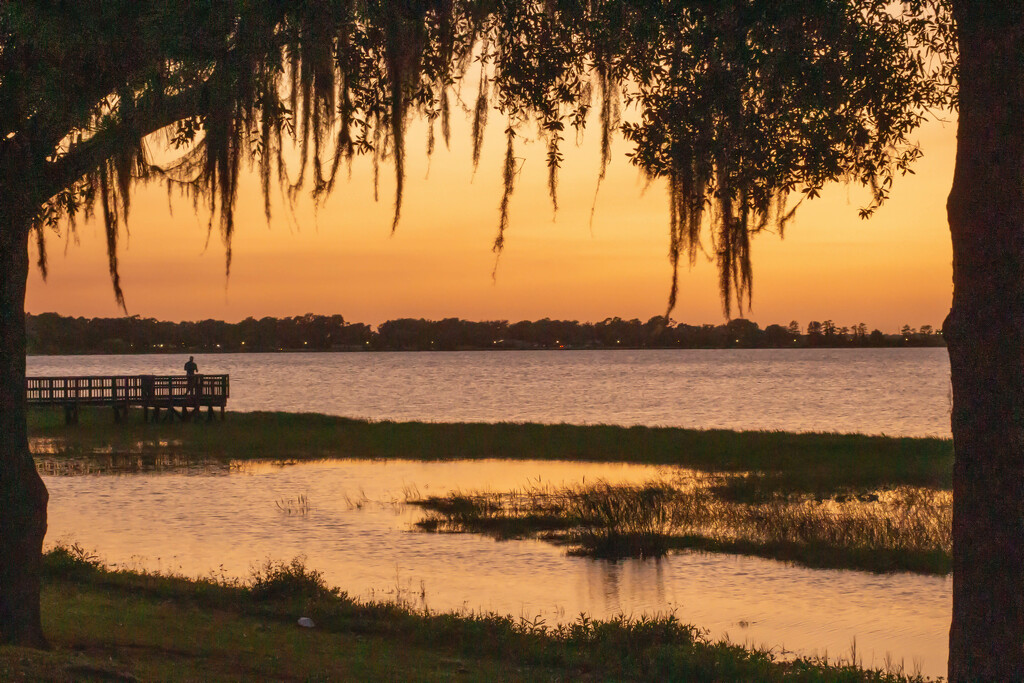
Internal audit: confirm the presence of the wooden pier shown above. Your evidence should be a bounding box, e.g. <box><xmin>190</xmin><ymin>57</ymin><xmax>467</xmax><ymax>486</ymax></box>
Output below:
<box><xmin>27</xmin><ymin>375</ymin><xmax>230</xmax><ymax>424</ymax></box>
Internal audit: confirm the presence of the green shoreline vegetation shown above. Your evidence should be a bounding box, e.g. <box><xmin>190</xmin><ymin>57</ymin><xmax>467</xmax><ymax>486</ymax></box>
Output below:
<box><xmin>30</xmin><ymin>408</ymin><xmax>954</xmax><ymax>575</ymax></box>
<box><xmin>29</xmin><ymin>409</ymin><xmax>952</xmax><ymax>490</ymax></box>
<box><xmin>0</xmin><ymin>545</ymin><xmax>933</xmax><ymax>682</ymax></box>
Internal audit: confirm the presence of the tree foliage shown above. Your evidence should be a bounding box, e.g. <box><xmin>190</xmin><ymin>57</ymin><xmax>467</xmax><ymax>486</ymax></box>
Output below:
<box><xmin>0</xmin><ymin>0</ymin><xmax>953</xmax><ymax>317</ymax></box>
<box><xmin>25</xmin><ymin>312</ymin><xmax>945</xmax><ymax>353</ymax></box>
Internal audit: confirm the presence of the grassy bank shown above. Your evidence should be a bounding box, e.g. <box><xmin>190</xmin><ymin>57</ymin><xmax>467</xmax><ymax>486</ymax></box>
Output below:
<box><xmin>0</xmin><ymin>546</ymin><xmax>934</xmax><ymax>682</ymax></box>
<box><xmin>29</xmin><ymin>408</ymin><xmax>953</xmax><ymax>495</ymax></box>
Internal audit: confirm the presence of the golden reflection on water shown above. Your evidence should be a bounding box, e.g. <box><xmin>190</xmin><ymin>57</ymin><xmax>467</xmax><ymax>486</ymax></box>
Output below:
<box><xmin>233</xmin><ymin>457</ymin><xmax>673</xmax><ymax>481</ymax></box>
<box><xmin>41</xmin><ymin>457</ymin><xmax>952</xmax><ymax>678</ymax></box>
<box><xmin>35</xmin><ymin>453</ymin><xmax>235</xmax><ymax>476</ymax></box>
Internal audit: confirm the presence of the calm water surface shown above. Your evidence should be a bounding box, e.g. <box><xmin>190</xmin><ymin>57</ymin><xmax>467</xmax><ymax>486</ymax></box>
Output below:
<box><xmin>28</xmin><ymin>348</ymin><xmax>951</xmax><ymax>436</ymax></box>
<box><xmin>43</xmin><ymin>459</ymin><xmax>951</xmax><ymax>678</ymax></box>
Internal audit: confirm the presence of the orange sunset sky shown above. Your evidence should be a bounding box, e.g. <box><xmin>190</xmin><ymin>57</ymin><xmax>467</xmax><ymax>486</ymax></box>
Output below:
<box><xmin>26</xmin><ymin>108</ymin><xmax>957</xmax><ymax>332</ymax></box>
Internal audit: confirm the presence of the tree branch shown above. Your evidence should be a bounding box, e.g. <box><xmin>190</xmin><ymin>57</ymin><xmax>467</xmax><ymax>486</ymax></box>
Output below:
<box><xmin>41</xmin><ymin>85</ymin><xmax>206</xmax><ymax>204</ymax></box>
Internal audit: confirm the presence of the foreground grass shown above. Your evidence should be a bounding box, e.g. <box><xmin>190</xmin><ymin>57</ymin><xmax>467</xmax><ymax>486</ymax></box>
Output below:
<box><xmin>29</xmin><ymin>408</ymin><xmax>953</xmax><ymax>495</ymax></box>
<box><xmin>414</xmin><ymin>479</ymin><xmax>951</xmax><ymax>574</ymax></box>
<box><xmin>0</xmin><ymin>547</ymin><xmax>934</xmax><ymax>682</ymax></box>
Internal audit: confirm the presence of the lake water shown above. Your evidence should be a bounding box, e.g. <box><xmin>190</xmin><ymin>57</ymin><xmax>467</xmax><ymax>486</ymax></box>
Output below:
<box><xmin>34</xmin><ymin>348</ymin><xmax>952</xmax><ymax>677</ymax></box>
<box><xmin>42</xmin><ymin>458</ymin><xmax>951</xmax><ymax>678</ymax></box>
<box><xmin>28</xmin><ymin>348</ymin><xmax>952</xmax><ymax>437</ymax></box>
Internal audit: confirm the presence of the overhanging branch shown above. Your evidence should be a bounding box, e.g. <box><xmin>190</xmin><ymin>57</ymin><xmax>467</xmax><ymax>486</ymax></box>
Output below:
<box><xmin>41</xmin><ymin>85</ymin><xmax>206</xmax><ymax>204</ymax></box>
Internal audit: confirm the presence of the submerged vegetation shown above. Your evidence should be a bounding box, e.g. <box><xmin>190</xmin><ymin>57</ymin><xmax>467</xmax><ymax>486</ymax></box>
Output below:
<box><xmin>413</xmin><ymin>476</ymin><xmax>952</xmax><ymax>574</ymax></box>
<box><xmin>1</xmin><ymin>545</ymin><xmax>935</xmax><ymax>682</ymax></box>
<box><xmin>275</xmin><ymin>494</ymin><xmax>313</xmax><ymax>516</ymax></box>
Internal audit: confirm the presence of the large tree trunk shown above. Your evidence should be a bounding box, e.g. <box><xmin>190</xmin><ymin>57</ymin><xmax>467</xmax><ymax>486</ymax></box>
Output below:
<box><xmin>946</xmin><ymin>4</ymin><xmax>1024</xmax><ymax>680</ymax></box>
<box><xmin>0</xmin><ymin>160</ymin><xmax>48</xmax><ymax>648</ymax></box>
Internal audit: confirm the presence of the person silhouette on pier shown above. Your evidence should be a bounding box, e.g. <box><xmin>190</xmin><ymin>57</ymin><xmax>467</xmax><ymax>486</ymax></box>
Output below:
<box><xmin>184</xmin><ymin>356</ymin><xmax>198</xmax><ymax>395</ymax></box>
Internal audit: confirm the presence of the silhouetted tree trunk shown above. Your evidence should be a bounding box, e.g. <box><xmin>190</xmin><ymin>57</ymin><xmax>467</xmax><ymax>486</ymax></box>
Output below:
<box><xmin>946</xmin><ymin>4</ymin><xmax>1024</xmax><ymax>679</ymax></box>
<box><xmin>0</xmin><ymin>142</ymin><xmax>48</xmax><ymax>648</ymax></box>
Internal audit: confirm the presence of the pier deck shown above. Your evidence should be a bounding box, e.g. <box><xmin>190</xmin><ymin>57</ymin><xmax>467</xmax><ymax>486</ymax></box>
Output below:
<box><xmin>27</xmin><ymin>374</ymin><xmax>230</xmax><ymax>423</ymax></box>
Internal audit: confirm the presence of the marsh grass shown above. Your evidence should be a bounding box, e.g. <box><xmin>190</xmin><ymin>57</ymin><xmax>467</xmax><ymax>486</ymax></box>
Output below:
<box><xmin>414</xmin><ymin>489</ymin><xmax>578</xmax><ymax>540</ymax></box>
<box><xmin>25</xmin><ymin>546</ymin><xmax>934</xmax><ymax>682</ymax></box>
<box><xmin>342</xmin><ymin>488</ymin><xmax>371</xmax><ymax>510</ymax></box>
<box><xmin>568</xmin><ymin>483</ymin><xmax>681</xmax><ymax>558</ymax></box>
<box><xmin>275</xmin><ymin>493</ymin><xmax>313</xmax><ymax>515</ymax></box>
<box><xmin>414</xmin><ymin>477</ymin><xmax>952</xmax><ymax>573</ymax></box>
<box><xmin>28</xmin><ymin>408</ymin><xmax>953</xmax><ymax>494</ymax></box>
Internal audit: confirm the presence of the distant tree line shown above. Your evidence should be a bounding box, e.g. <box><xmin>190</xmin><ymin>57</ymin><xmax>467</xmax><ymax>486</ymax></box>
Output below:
<box><xmin>25</xmin><ymin>313</ymin><xmax>947</xmax><ymax>355</ymax></box>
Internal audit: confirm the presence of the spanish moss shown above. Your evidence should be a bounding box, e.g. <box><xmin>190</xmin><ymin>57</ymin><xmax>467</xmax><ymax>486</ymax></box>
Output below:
<box><xmin>492</xmin><ymin>123</ymin><xmax>517</xmax><ymax>278</ymax></box>
<box><xmin>16</xmin><ymin>0</ymin><xmax>951</xmax><ymax>320</ymax></box>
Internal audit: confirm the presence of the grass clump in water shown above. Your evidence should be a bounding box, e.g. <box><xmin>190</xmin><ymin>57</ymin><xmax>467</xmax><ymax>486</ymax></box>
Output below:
<box><xmin>415</xmin><ymin>482</ymin><xmax>689</xmax><ymax>558</ymax></box>
<box><xmin>414</xmin><ymin>476</ymin><xmax>952</xmax><ymax>573</ymax></box>
<box><xmin>415</xmin><ymin>490</ymin><xmax>577</xmax><ymax>539</ymax></box>
<box><xmin>275</xmin><ymin>493</ymin><xmax>313</xmax><ymax>515</ymax></box>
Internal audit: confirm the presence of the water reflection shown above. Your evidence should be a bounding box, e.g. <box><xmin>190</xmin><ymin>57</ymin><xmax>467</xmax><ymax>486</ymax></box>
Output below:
<box><xmin>43</xmin><ymin>457</ymin><xmax>950</xmax><ymax>677</ymax></box>
<box><xmin>584</xmin><ymin>560</ymin><xmax>675</xmax><ymax>619</ymax></box>
<box><xmin>36</xmin><ymin>454</ymin><xmax>235</xmax><ymax>476</ymax></box>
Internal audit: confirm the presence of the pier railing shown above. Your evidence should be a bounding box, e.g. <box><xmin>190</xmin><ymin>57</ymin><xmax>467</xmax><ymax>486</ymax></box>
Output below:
<box><xmin>27</xmin><ymin>374</ymin><xmax>229</xmax><ymax>423</ymax></box>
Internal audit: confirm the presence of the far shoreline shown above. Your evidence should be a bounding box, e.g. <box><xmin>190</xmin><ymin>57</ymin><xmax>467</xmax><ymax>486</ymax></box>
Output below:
<box><xmin>27</xmin><ymin>345</ymin><xmax>951</xmax><ymax>356</ymax></box>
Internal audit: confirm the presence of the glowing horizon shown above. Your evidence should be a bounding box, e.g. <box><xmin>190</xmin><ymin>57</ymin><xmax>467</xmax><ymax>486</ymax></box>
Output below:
<box><xmin>26</xmin><ymin>111</ymin><xmax>955</xmax><ymax>333</ymax></box>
